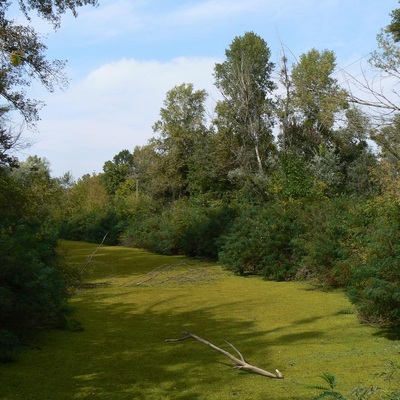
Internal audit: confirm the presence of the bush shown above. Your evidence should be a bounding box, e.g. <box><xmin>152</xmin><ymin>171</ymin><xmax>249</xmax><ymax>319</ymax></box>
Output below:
<box><xmin>122</xmin><ymin>198</ymin><xmax>234</xmax><ymax>260</ymax></box>
<box><xmin>174</xmin><ymin>201</ymin><xmax>235</xmax><ymax>259</ymax></box>
<box><xmin>298</xmin><ymin>197</ymin><xmax>354</xmax><ymax>286</ymax></box>
<box><xmin>219</xmin><ymin>201</ymin><xmax>305</xmax><ymax>280</ymax></box>
<box><xmin>0</xmin><ymin>169</ymin><xmax>70</xmax><ymax>360</ymax></box>
<box><xmin>60</xmin><ymin>209</ymin><xmax>122</xmax><ymax>245</ymax></box>
<box><xmin>346</xmin><ymin>198</ymin><xmax>400</xmax><ymax>326</ymax></box>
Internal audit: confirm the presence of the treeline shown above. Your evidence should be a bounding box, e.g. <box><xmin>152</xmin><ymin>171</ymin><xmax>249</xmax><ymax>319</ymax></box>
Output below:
<box><xmin>55</xmin><ymin>30</ymin><xmax>400</xmax><ymax>327</ymax></box>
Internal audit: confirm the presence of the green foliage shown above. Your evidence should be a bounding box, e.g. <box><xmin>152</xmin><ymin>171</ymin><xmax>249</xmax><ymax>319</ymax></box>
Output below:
<box><xmin>299</xmin><ymin>197</ymin><xmax>354</xmax><ymax>286</ymax></box>
<box><xmin>272</xmin><ymin>152</ymin><xmax>315</xmax><ymax>199</ymax></box>
<box><xmin>289</xmin><ymin>48</ymin><xmax>348</xmax><ymax>157</ymax></box>
<box><xmin>0</xmin><ymin>330</ymin><xmax>20</xmax><ymax>362</ymax></box>
<box><xmin>60</xmin><ymin>209</ymin><xmax>121</xmax><ymax>245</ymax></box>
<box><xmin>388</xmin><ymin>8</ymin><xmax>400</xmax><ymax>42</ymax></box>
<box><xmin>150</xmin><ymin>83</ymin><xmax>209</xmax><ymax>199</ymax></box>
<box><xmin>101</xmin><ymin>149</ymin><xmax>135</xmax><ymax>195</ymax></box>
<box><xmin>214</xmin><ymin>31</ymin><xmax>276</xmax><ymax>175</ymax></box>
<box><xmin>372</xmin><ymin>114</ymin><xmax>400</xmax><ymax>164</ymax></box>
<box><xmin>309</xmin><ymin>373</ymin><xmax>380</xmax><ymax>400</ymax></box>
<box><xmin>57</xmin><ymin>173</ymin><xmax>121</xmax><ymax>245</ymax></box>
<box><xmin>309</xmin><ymin>373</ymin><xmax>349</xmax><ymax>400</ymax></box>
<box><xmin>0</xmin><ymin>167</ymin><xmax>70</xmax><ymax>360</ymax></box>
<box><xmin>346</xmin><ymin>197</ymin><xmax>400</xmax><ymax>325</ymax></box>
<box><xmin>122</xmin><ymin>198</ymin><xmax>234</xmax><ymax>260</ymax></box>
<box><xmin>219</xmin><ymin>200</ymin><xmax>305</xmax><ymax>279</ymax></box>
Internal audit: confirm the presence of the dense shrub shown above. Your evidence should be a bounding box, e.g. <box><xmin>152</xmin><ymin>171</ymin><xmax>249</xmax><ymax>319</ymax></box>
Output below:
<box><xmin>0</xmin><ymin>169</ymin><xmax>69</xmax><ymax>360</ymax></box>
<box><xmin>122</xmin><ymin>198</ymin><xmax>234</xmax><ymax>260</ymax></box>
<box><xmin>219</xmin><ymin>201</ymin><xmax>305</xmax><ymax>280</ymax></box>
<box><xmin>346</xmin><ymin>197</ymin><xmax>400</xmax><ymax>325</ymax></box>
<box><xmin>60</xmin><ymin>209</ymin><xmax>122</xmax><ymax>245</ymax></box>
<box><xmin>298</xmin><ymin>197</ymin><xmax>355</xmax><ymax>286</ymax></box>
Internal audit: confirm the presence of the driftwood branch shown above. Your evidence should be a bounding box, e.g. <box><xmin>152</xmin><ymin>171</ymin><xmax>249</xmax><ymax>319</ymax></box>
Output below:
<box><xmin>166</xmin><ymin>332</ymin><xmax>284</xmax><ymax>379</ymax></box>
<box><xmin>119</xmin><ymin>262</ymin><xmax>224</xmax><ymax>287</ymax></box>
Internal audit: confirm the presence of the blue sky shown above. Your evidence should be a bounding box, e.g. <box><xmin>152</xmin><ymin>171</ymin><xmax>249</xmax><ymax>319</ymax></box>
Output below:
<box><xmin>16</xmin><ymin>0</ymin><xmax>399</xmax><ymax>178</ymax></box>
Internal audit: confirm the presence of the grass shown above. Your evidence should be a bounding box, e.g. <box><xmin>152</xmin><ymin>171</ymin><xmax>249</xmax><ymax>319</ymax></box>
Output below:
<box><xmin>1</xmin><ymin>240</ymin><xmax>400</xmax><ymax>399</ymax></box>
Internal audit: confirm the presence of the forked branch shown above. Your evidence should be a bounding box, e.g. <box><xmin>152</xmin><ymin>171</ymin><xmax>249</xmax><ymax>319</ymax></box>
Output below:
<box><xmin>166</xmin><ymin>332</ymin><xmax>284</xmax><ymax>379</ymax></box>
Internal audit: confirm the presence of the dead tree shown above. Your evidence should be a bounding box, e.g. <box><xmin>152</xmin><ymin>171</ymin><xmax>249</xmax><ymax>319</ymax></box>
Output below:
<box><xmin>166</xmin><ymin>332</ymin><xmax>284</xmax><ymax>379</ymax></box>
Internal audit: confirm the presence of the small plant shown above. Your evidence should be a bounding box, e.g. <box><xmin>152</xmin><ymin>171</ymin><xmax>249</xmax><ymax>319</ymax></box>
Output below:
<box><xmin>309</xmin><ymin>373</ymin><xmax>379</xmax><ymax>400</ymax></box>
<box><xmin>309</xmin><ymin>373</ymin><xmax>349</xmax><ymax>399</ymax></box>
<box><xmin>377</xmin><ymin>361</ymin><xmax>400</xmax><ymax>399</ymax></box>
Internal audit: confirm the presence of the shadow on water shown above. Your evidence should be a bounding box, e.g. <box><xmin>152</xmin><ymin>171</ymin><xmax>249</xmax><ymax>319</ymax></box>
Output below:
<box><xmin>373</xmin><ymin>326</ymin><xmax>400</xmax><ymax>341</ymax></box>
<box><xmin>44</xmin><ymin>291</ymin><xmax>276</xmax><ymax>400</ymax></box>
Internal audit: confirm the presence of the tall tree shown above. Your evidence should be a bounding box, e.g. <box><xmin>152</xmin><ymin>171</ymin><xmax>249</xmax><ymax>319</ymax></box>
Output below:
<box><xmin>214</xmin><ymin>32</ymin><xmax>276</xmax><ymax>175</ymax></box>
<box><xmin>150</xmin><ymin>83</ymin><xmax>209</xmax><ymax>199</ymax></box>
<box><xmin>289</xmin><ymin>48</ymin><xmax>348</xmax><ymax>157</ymax></box>
<box><xmin>276</xmin><ymin>49</ymin><xmax>295</xmax><ymax>153</ymax></box>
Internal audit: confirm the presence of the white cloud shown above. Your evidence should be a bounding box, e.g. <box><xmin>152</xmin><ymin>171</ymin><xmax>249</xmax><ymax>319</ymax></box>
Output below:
<box><xmin>24</xmin><ymin>56</ymin><xmax>221</xmax><ymax>178</ymax></box>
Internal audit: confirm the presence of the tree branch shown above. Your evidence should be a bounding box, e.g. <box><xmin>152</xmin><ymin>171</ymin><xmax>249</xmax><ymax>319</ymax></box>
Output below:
<box><xmin>166</xmin><ymin>332</ymin><xmax>284</xmax><ymax>379</ymax></box>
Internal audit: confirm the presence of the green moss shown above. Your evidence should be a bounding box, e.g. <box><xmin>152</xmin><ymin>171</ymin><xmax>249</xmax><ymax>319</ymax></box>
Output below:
<box><xmin>0</xmin><ymin>241</ymin><xmax>399</xmax><ymax>399</ymax></box>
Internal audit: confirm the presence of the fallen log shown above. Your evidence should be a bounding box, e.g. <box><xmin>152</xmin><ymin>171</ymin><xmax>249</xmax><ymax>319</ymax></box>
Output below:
<box><xmin>166</xmin><ymin>332</ymin><xmax>284</xmax><ymax>379</ymax></box>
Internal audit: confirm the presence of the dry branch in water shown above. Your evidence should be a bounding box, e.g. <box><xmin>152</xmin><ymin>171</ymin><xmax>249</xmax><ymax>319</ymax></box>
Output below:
<box><xmin>166</xmin><ymin>332</ymin><xmax>284</xmax><ymax>379</ymax></box>
<box><xmin>72</xmin><ymin>232</ymin><xmax>109</xmax><ymax>287</ymax></box>
<box><xmin>119</xmin><ymin>263</ymin><xmax>223</xmax><ymax>287</ymax></box>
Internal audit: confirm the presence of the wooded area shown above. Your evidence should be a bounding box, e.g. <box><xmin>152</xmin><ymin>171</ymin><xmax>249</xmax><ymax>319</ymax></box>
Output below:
<box><xmin>2</xmin><ymin>0</ymin><xmax>400</xmax><ymax>363</ymax></box>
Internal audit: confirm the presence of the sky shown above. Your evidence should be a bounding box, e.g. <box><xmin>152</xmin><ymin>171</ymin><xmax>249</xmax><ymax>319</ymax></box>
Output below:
<box><xmin>13</xmin><ymin>0</ymin><xmax>400</xmax><ymax>179</ymax></box>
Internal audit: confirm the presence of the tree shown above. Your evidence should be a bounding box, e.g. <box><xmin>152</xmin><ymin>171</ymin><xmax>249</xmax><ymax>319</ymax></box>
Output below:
<box><xmin>0</xmin><ymin>0</ymin><xmax>98</xmax><ymax>161</ymax></box>
<box><xmin>331</xmin><ymin>107</ymin><xmax>376</xmax><ymax>196</ymax></box>
<box><xmin>347</xmin><ymin>4</ymin><xmax>400</xmax><ymax>115</ymax></box>
<box><xmin>276</xmin><ymin>48</ymin><xmax>295</xmax><ymax>153</ymax></box>
<box><xmin>0</xmin><ymin>123</ymin><xmax>19</xmax><ymax>167</ymax></box>
<box><xmin>58</xmin><ymin>173</ymin><xmax>120</xmax><ymax>244</ymax></box>
<box><xmin>150</xmin><ymin>83</ymin><xmax>209</xmax><ymax>199</ymax></box>
<box><xmin>214</xmin><ymin>32</ymin><xmax>276</xmax><ymax>175</ymax></box>
<box><xmin>289</xmin><ymin>48</ymin><xmax>348</xmax><ymax>157</ymax></box>
<box><xmin>372</xmin><ymin>114</ymin><xmax>400</xmax><ymax>163</ymax></box>
<box><xmin>387</xmin><ymin>5</ymin><xmax>400</xmax><ymax>42</ymax></box>
<box><xmin>0</xmin><ymin>160</ymin><xmax>69</xmax><ymax>360</ymax></box>
<box><xmin>102</xmin><ymin>149</ymin><xmax>135</xmax><ymax>195</ymax></box>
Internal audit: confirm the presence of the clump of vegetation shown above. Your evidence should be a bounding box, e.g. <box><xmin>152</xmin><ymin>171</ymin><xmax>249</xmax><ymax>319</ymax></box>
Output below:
<box><xmin>309</xmin><ymin>362</ymin><xmax>400</xmax><ymax>400</ymax></box>
<box><xmin>0</xmin><ymin>163</ymin><xmax>71</xmax><ymax>361</ymax></box>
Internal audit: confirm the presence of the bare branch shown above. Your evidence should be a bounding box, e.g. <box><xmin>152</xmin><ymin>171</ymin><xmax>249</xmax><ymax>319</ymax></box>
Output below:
<box><xmin>166</xmin><ymin>332</ymin><xmax>284</xmax><ymax>379</ymax></box>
